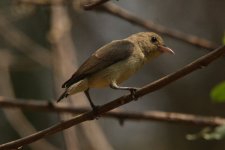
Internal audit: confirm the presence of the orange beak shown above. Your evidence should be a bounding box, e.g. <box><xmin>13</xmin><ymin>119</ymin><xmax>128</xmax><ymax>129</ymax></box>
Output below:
<box><xmin>158</xmin><ymin>45</ymin><xmax>175</xmax><ymax>55</ymax></box>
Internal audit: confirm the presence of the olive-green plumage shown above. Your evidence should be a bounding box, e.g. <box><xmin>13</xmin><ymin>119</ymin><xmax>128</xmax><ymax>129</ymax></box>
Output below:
<box><xmin>58</xmin><ymin>32</ymin><xmax>174</xmax><ymax>109</ymax></box>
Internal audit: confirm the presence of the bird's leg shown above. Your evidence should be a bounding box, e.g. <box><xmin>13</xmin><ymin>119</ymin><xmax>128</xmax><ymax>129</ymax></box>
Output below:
<box><xmin>84</xmin><ymin>89</ymin><xmax>99</xmax><ymax>112</ymax></box>
<box><xmin>110</xmin><ymin>82</ymin><xmax>139</xmax><ymax>100</ymax></box>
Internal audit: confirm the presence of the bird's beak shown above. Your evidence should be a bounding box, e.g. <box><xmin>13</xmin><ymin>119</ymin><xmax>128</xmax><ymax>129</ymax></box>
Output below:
<box><xmin>158</xmin><ymin>45</ymin><xmax>175</xmax><ymax>55</ymax></box>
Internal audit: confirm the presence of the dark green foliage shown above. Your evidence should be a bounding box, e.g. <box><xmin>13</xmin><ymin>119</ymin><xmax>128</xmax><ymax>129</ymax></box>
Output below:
<box><xmin>210</xmin><ymin>81</ymin><xmax>225</xmax><ymax>103</ymax></box>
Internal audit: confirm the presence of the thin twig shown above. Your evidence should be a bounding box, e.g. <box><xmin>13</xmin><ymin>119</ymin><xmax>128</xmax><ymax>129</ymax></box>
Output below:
<box><xmin>97</xmin><ymin>3</ymin><xmax>218</xmax><ymax>50</ymax></box>
<box><xmin>15</xmin><ymin>0</ymin><xmax>218</xmax><ymax>50</ymax></box>
<box><xmin>0</xmin><ymin>97</ymin><xmax>225</xmax><ymax>126</ymax></box>
<box><xmin>83</xmin><ymin>0</ymin><xmax>111</xmax><ymax>10</ymax></box>
<box><xmin>0</xmin><ymin>45</ymin><xmax>224</xmax><ymax>149</ymax></box>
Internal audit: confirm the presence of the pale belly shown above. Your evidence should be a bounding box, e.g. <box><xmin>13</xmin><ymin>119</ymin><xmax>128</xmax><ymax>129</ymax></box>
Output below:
<box><xmin>87</xmin><ymin>57</ymin><xmax>144</xmax><ymax>88</ymax></box>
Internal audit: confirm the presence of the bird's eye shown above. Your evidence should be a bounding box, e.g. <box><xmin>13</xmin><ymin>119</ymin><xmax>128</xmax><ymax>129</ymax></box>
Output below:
<box><xmin>151</xmin><ymin>36</ymin><xmax>157</xmax><ymax>43</ymax></box>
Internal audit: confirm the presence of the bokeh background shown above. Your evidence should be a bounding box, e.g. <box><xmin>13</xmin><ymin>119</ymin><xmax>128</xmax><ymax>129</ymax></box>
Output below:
<box><xmin>0</xmin><ymin>0</ymin><xmax>225</xmax><ymax>150</ymax></box>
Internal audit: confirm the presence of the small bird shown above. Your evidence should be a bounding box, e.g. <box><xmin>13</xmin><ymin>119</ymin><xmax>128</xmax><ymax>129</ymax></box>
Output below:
<box><xmin>57</xmin><ymin>32</ymin><xmax>174</xmax><ymax>110</ymax></box>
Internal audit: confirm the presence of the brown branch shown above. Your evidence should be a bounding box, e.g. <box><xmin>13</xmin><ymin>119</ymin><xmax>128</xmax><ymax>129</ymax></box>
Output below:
<box><xmin>83</xmin><ymin>0</ymin><xmax>111</xmax><ymax>10</ymax></box>
<box><xmin>15</xmin><ymin>0</ymin><xmax>218</xmax><ymax>50</ymax></box>
<box><xmin>0</xmin><ymin>45</ymin><xmax>224</xmax><ymax>149</ymax></box>
<box><xmin>96</xmin><ymin>3</ymin><xmax>218</xmax><ymax>50</ymax></box>
<box><xmin>0</xmin><ymin>97</ymin><xmax>225</xmax><ymax>126</ymax></box>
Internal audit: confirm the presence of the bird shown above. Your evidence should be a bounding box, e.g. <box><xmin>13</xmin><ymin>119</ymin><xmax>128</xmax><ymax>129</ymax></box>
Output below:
<box><xmin>57</xmin><ymin>32</ymin><xmax>174</xmax><ymax>110</ymax></box>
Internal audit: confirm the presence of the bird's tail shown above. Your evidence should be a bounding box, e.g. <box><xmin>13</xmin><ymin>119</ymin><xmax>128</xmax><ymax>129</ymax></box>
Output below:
<box><xmin>57</xmin><ymin>79</ymin><xmax>88</xmax><ymax>102</ymax></box>
<box><xmin>57</xmin><ymin>90</ymin><xmax>69</xmax><ymax>102</ymax></box>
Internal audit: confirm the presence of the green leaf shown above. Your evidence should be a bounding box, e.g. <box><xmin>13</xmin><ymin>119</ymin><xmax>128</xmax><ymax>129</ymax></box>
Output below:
<box><xmin>210</xmin><ymin>81</ymin><xmax>225</xmax><ymax>102</ymax></box>
<box><xmin>187</xmin><ymin>126</ymin><xmax>225</xmax><ymax>140</ymax></box>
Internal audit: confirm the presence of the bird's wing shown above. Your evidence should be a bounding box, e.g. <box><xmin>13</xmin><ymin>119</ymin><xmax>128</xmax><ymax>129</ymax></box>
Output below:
<box><xmin>62</xmin><ymin>40</ymin><xmax>135</xmax><ymax>88</ymax></box>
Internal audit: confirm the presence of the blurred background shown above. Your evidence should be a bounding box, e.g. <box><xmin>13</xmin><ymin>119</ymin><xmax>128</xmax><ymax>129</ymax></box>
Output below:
<box><xmin>0</xmin><ymin>0</ymin><xmax>225</xmax><ymax>150</ymax></box>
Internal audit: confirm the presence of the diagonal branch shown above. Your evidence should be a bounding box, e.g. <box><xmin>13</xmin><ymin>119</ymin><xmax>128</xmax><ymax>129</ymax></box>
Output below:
<box><xmin>0</xmin><ymin>45</ymin><xmax>225</xmax><ymax>150</ymax></box>
<box><xmin>96</xmin><ymin>3</ymin><xmax>218</xmax><ymax>50</ymax></box>
<box><xmin>15</xmin><ymin>0</ymin><xmax>218</xmax><ymax>50</ymax></box>
<box><xmin>0</xmin><ymin>97</ymin><xmax>225</xmax><ymax>126</ymax></box>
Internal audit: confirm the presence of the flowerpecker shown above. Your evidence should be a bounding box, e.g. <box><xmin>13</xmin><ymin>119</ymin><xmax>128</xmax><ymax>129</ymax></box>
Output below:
<box><xmin>57</xmin><ymin>32</ymin><xmax>174</xmax><ymax>110</ymax></box>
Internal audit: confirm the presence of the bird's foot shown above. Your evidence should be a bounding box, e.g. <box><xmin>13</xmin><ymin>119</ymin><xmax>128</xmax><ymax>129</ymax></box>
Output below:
<box><xmin>129</xmin><ymin>87</ymin><xmax>140</xmax><ymax>101</ymax></box>
<box><xmin>91</xmin><ymin>105</ymin><xmax>101</xmax><ymax>119</ymax></box>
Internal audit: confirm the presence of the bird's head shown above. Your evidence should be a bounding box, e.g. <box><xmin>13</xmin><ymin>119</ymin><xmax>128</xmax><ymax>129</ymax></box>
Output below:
<box><xmin>129</xmin><ymin>32</ymin><xmax>174</xmax><ymax>60</ymax></box>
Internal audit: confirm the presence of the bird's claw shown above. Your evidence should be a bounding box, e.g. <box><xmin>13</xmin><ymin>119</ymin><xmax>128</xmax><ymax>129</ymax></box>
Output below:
<box><xmin>91</xmin><ymin>105</ymin><xmax>101</xmax><ymax>119</ymax></box>
<box><xmin>129</xmin><ymin>88</ymin><xmax>139</xmax><ymax>101</ymax></box>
